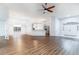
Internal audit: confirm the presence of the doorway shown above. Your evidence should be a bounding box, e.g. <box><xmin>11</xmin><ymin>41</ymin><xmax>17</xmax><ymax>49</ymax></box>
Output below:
<box><xmin>44</xmin><ymin>26</ymin><xmax>50</xmax><ymax>36</ymax></box>
<box><xmin>13</xmin><ymin>26</ymin><xmax>22</xmax><ymax>39</ymax></box>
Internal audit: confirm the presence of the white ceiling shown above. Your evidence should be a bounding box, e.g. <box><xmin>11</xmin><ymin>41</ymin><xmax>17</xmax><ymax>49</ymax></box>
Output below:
<box><xmin>3</xmin><ymin>3</ymin><xmax>55</xmax><ymax>18</ymax></box>
<box><xmin>1</xmin><ymin>3</ymin><xmax>79</xmax><ymax>21</ymax></box>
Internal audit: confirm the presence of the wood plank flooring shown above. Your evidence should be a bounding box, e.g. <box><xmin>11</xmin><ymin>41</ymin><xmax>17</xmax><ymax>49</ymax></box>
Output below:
<box><xmin>0</xmin><ymin>35</ymin><xmax>79</xmax><ymax>55</ymax></box>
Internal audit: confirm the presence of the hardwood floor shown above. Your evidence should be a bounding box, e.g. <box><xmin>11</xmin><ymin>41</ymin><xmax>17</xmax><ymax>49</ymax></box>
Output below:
<box><xmin>0</xmin><ymin>35</ymin><xmax>79</xmax><ymax>55</ymax></box>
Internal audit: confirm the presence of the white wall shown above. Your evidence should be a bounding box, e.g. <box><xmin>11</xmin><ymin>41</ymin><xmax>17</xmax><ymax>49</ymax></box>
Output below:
<box><xmin>5</xmin><ymin>3</ymin><xmax>79</xmax><ymax>37</ymax></box>
<box><xmin>0</xmin><ymin>3</ymin><xmax>53</xmax><ymax>37</ymax></box>
<box><xmin>3</xmin><ymin>3</ymin><xmax>79</xmax><ymax>37</ymax></box>
<box><xmin>6</xmin><ymin>10</ymin><xmax>32</xmax><ymax>36</ymax></box>
<box><xmin>0</xmin><ymin>5</ymin><xmax>9</xmax><ymax>21</ymax></box>
<box><xmin>50</xmin><ymin>3</ymin><xmax>79</xmax><ymax>38</ymax></box>
<box><xmin>60</xmin><ymin>16</ymin><xmax>79</xmax><ymax>38</ymax></box>
<box><xmin>0</xmin><ymin>5</ymin><xmax>9</xmax><ymax>38</ymax></box>
<box><xmin>53</xmin><ymin>18</ymin><xmax>61</xmax><ymax>36</ymax></box>
<box><xmin>6</xmin><ymin>10</ymin><xmax>47</xmax><ymax>36</ymax></box>
<box><xmin>0</xmin><ymin>21</ymin><xmax>6</xmax><ymax>36</ymax></box>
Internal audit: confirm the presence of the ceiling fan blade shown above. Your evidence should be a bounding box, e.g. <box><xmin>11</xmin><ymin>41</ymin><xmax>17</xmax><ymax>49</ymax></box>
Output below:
<box><xmin>47</xmin><ymin>6</ymin><xmax>55</xmax><ymax>9</ymax></box>
<box><xmin>47</xmin><ymin>9</ymin><xmax>53</xmax><ymax>12</ymax></box>
<box><xmin>42</xmin><ymin>4</ymin><xmax>46</xmax><ymax>9</ymax></box>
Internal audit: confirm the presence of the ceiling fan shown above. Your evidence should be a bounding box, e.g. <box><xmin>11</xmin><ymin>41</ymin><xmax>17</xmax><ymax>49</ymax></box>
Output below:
<box><xmin>42</xmin><ymin>3</ymin><xmax>55</xmax><ymax>14</ymax></box>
